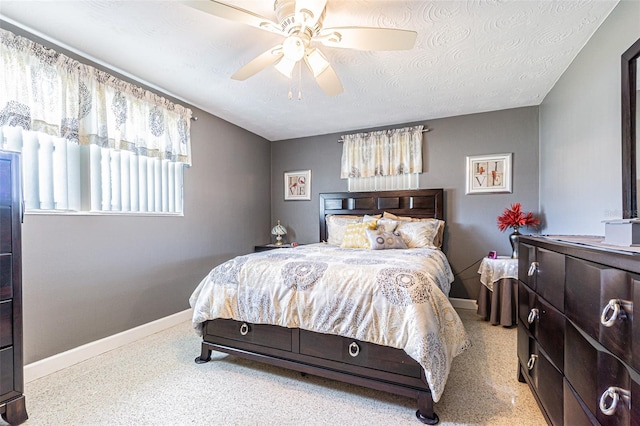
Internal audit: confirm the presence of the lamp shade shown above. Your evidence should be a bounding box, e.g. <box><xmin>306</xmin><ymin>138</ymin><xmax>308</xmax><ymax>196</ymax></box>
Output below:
<box><xmin>271</xmin><ymin>220</ymin><xmax>287</xmax><ymax>245</ymax></box>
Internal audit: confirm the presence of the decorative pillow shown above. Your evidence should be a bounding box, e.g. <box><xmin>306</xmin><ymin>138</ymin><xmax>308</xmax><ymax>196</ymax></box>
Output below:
<box><xmin>395</xmin><ymin>220</ymin><xmax>442</xmax><ymax>249</ymax></box>
<box><xmin>376</xmin><ymin>218</ymin><xmax>400</xmax><ymax>233</ymax></box>
<box><xmin>341</xmin><ymin>223</ymin><xmax>372</xmax><ymax>249</ymax></box>
<box><xmin>365</xmin><ymin>228</ymin><xmax>408</xmax><ymax>250</ymax></box>
<box><xmin>326</xmin><ymin>215</ymin><xmax>362</xmax><ymax>245</ymax></box>
<box><xmin>382</xmin><ymin>212</ymin><xmax>445</xmax><ymax>248</ymax></box>
<box><xmin>363</xmin><ymin>214</ymin><xmax>381</xmax><ymax>229</ymax></box>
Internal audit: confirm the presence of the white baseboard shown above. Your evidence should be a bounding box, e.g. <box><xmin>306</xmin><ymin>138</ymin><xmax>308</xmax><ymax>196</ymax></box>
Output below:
<box><xmin>24</xmin><ymin>309</ymin><xmax>192</xmax><ymax>383</ymax></box>
<box><xmin>450</xmin><ymin>297</ymin><xmax>478</xmax><ymax>311</ymax></box>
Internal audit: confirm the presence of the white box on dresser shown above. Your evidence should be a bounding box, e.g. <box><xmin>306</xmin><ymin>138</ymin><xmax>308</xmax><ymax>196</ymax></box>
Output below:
<box><xmin>603</xmin><ymin>220</ymin><xmax>640</xmax><ymax>246</ymax></box>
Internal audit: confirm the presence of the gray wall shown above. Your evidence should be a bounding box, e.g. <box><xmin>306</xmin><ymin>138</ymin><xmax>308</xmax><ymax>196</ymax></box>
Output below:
<box><xmin>271</xmin><ymin>107</ymin><xmax>539</xmax><ymax>299</ymax></box>
<box><xmin>11</xmin><ymin>25</ymin><xmax>272</xmax><ymax>363</ymax></box>
<box><xmin>540</xmin><ymin>0</ymin><xmax>640</xmax><ymax>234</ymax></box>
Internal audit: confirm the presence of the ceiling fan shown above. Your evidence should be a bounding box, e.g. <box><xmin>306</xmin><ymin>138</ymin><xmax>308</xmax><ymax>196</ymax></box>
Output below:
<box><xmin>180</xmin><ymin>0</ymin><xmax>417</xmax><ymax>96</ymax></box>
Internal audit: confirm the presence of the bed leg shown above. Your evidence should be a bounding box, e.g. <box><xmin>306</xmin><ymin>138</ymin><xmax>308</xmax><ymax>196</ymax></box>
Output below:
<box><xmin>415</xmin><ymin>391</ymin><xmax>439</xmax><ymax>424</ymax></box>
<box><xmin>194</xmin><ymin>344</ymin><xmax>212</xmax><ymax>364</ymax></box>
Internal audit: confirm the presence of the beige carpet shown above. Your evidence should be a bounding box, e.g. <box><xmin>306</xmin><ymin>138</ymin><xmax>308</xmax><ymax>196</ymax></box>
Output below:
<box><xmin>6</xmin><ymin>309</ymin><xmax>545</xmax><ymax>425</ymax></box>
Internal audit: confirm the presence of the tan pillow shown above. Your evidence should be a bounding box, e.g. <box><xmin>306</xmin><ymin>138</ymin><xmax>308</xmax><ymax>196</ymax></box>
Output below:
<box><xmin>326</xmin><ymin>215</ymin><xmax>363</xmax><ymax>245</ymax></box>
<box><xmin>376</xmin><ymin>218</ymin><xmax>400</xmax><ymax>233</ymax></box>
<box><xmin>341</xmin><ymin>223</ymin><xmax>372</xmax><ymax>249</ymax></box>
<box><xmin>383</xmin><ymin>212</ymin><xmax>445</xmax><ymax>248</ymax></box>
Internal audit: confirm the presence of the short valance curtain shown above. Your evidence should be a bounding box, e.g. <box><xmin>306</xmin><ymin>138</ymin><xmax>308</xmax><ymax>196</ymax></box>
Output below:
<box><xmin>340</xmin><ymin>125</ymin><xmax>423</xmax><ymax>178</ymax></box>
<box><xmin>0</xmin><ymin>28</ymin><xmax>192</xmax><ymax>165</ymax></box>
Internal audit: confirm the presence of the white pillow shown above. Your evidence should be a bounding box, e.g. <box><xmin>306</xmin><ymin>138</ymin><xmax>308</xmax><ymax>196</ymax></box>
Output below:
<box><xmin>326</xmin><ymin>215</ymin><xmax>362</xmax><ymax>245</ymax></box>
<box><xmin>383</xmin><ymin>212</ymin><xmax>445</xmax><ymax>248</ymax></box>
<box><xmin>396</xmin><ymin>220</ymin><xmax>442</xmax><ymax>249</ymax></box>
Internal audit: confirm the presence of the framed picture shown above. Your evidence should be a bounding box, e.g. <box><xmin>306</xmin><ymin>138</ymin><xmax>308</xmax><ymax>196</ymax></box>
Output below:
<box><xmin>465</xmin><ymin>153</ymin><xmax>512</xmax><ymax>194</ymax></box>
<box><xmin>284</xmin><ymin>170</ymin><xmax>311</xmax><ymax>200</ymax></box>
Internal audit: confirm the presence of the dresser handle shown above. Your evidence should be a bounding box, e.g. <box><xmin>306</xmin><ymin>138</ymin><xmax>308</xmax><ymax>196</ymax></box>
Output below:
<box><xmin>527</xmin><ymin>354</ymin><xmax>538</xmax><ymax>371</ymax></box>
<box><xmin>239</xmin><ymin>323</ymin><xmax>249</xmax><ymax>336</ymax></box>
<box><xmin>527</xmin><ymin>308</ymin><xmax>539</xmax><ymax>324</ymax></box>
<box><xmin>599</xmin><ymin>386</ymin><xmax>630</xmax><ymax>416</ymax></box>
<box><xmin>348</xmin><ymin>342</ymin><xmax>360</xmax><ymax>357</ymax></box>
<box><xmin>600</xmin><ymin>299</ymin><xmax>631</xmax><ymax>327</ymax></box>
<box><xmin>527</xmin><ymin>262</ymin><xmax>538</xmax><ymax>277</ymax></box>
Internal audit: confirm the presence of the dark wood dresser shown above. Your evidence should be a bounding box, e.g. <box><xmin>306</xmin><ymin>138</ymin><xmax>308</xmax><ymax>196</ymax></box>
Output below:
<box><xmin>517</xmin><ymin>235</ymin><xmax>640</xmax><ymax>425</ymax></box>
<box><xmin>0</xmin><ymin>151</ymin><xmax>28</xmax><ymax>425</ymax></box>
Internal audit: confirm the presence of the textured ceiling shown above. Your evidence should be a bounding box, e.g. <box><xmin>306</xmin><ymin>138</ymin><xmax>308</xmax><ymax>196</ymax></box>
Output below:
<box><xmin>0</xmin><ymin>0</ymin><xmax>619</xmax><ymax>141</ymax></box>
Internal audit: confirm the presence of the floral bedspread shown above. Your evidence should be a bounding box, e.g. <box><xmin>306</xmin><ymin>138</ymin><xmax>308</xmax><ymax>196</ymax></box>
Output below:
<box><xmin>189</xmin><ymin>243</ymin><xmax>470</xmax><ymax>402</ymax></box>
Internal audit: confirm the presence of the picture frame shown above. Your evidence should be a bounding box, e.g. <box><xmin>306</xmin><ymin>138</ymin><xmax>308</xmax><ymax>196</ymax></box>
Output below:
<box><xmin>284</xmin><ymin>170</ymin><xmax>311</xmax><ymax>200</ymax></box>
<box><xmin>465</xmin><ymin>153</ymin><xmax>512</xmax><ymax>194</ymax></box>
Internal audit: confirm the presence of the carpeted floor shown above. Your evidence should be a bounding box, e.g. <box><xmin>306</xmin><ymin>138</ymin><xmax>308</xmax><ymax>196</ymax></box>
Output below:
<box><xmin>7</xmin><ymin>309</ymin><xmax>545</xmax><ymax>425</ymax></box>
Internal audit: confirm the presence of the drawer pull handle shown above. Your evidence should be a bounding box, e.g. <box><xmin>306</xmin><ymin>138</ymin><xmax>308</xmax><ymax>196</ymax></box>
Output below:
<box><xmin>239</xmin><ymin>323</ymin><xmax>249</xmax><ymax>336</ymax></box>
<box><xmin>600</xmin><ymin>299</ymin><xmax>631</xmax><ymax>327</ymax></box>
<box><xmin>527</xmin><ymin>262</ymin><xmax>538</xmax><ymax>277</ymax></box>
<box><xmin>527</xmin><ymin>308</ymin><xmax>539</xmax><ymax>324</ymax></box>
<box><xmin>348</xmin><ymin>342</ymin><xmax>360</xmax><ymax>357</ymax></box>
<box><xmin>526</xmin><ymin>354</ymin><xmax>538</xmax><ymax>371</ymax></box>
<box><xmin>599</xmin><ymin>386</ymin><xmax>631</xmax><ymax>416</ymax></box>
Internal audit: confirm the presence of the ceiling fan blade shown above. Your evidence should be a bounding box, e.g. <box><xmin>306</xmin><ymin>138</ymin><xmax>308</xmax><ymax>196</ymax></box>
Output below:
<box><xmin>179</xmin><ymin>0</ymin><xmax>284</xmax><ymax>35</ymax></box>
<box><xmin>317</xmin><ymin>27</ymin><xmax>417</xmax><ymax>51</ymax></box>
<box><xmin>231</xmin><ymin>46</ymin><xmax>284</xmax><ymax>80</ymax></box>
<box><xmin>312</xmin><ymin>63</ymin><xmax>343</xmax><ymax>96</ymax></box>
<box><xmin>295</xmin><ymin>0</ymin><xmax>327</xmax><ymax>28</ymax></box>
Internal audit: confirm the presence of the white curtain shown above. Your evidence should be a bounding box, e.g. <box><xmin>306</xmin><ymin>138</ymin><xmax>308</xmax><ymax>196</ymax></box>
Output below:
<box><xmin>0</xmin><ymin>28</ymin><xmax>192</xmax><ymax>165</ymax></box>
<box><xmin>340</xmin><ymin>125</ymin><xmax>423</xmax><ymax>178</ymax></box>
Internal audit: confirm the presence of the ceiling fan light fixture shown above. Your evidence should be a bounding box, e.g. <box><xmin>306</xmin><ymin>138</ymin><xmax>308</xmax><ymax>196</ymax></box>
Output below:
<box><xmin>275</xmin><ymin>56</ymin><xmax>297</xmax><ymax>78</ymax></box>
<box><xmin>281</xmin><ymin>36</ymin><xmax>306</xmax><ymax>61</ymax></box>
<box><xmin>304</xmin><ymin>48</ymin><xmax>330</xmax><ymax>77</ymax></box>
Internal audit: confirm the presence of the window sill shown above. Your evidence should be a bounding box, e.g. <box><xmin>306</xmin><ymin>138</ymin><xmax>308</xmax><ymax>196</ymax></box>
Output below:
<box><xmin>25</xmin><ymin>210</ymin><xmax>184</xmax><ymax>217</ymax></box>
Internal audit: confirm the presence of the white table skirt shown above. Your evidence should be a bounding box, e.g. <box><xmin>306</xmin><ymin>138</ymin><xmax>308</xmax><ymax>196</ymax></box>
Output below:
<box><xmin>476</xmin><ymin>257</ymin><xmax>518</xmax><ymax>326</ymax></box>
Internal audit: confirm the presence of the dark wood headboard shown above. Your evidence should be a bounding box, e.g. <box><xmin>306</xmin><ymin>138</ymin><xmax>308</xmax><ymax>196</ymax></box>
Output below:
<box><xmin>319</xmin><ymin>189</ymin><xmax>444</xmax><ymax>242</ymax></box>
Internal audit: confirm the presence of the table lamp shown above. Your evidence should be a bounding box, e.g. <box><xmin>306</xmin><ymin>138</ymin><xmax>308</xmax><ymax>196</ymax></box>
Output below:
<box><xmin>271</xmin><ymin>220</ymin><xmax>287</xmax><ymax>245</ymax></box>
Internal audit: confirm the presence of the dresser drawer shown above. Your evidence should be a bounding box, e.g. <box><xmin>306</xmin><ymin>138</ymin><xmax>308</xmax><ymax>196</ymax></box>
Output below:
<box><xmin>299</xmin><ymin>330</ymin><xmax>422</xmax><ymax>378</ymax></box>
<box><xmin>633</xmin><ymin>279</ymin><xmax>640</xmax><ymax>373</ymax></box>
<box><xmin>204</xmin><ymin>319</ymin><xmax>292</xmax><ymax>352</ymax></box>
<box><xmin>0</xmin><ymin>206</ymin><xmax>11</xmax><ymax>254</ymax></box>
<box><xmin>535</xmin><ymin>248</ymin><xmax>565</xmax><ymax>312</ymax></box>
<box><xmin>518</xmin><ymin>322</ymin><xmax>535</xmax><ymax>383</ymax></box>
<box><xmin>535</xmin><ymin>349</ymin><xmax>564</xmax><ymax>425</ymax></box>
<box><xmin>518</xmin><ymin>281</ymin><xmax>536</xmax><ymax>332</ymax></box>
<box><xmin>566</xmin><ymin>256</ymin><xmax>633</xmax><ymax>365</ymax></box>
<box><xmin>565</xmin><ymin>321</ymin><xmax>637</xmax><ymax>424</ymax></box>
<box><xmin>0</xmin><ymin>255</ymin><xmax>12</xmax><ymax>300</ymax></box>
<box><xmin>0</xmin><ymin>301</ymin><xmax>12</xmax><ymax>349</ymax></box>
<box><xmin>531</xmin><ymin>295</ymin><xmax>565</xmax><ymax>372</ymax></box>
<box><xmin>519</xmin><ymin>326</ymin><xmax>563</xmax><ymax>426</ymax></box>
<box><xmin>564</xmin><ymin>379</ymin><xmax>599</xmax><ymax>425</ymax></box>
<box><xmin>0</xmin><ymin>346</ymin><xmax>13</xmax><ymax>397</ymax></box>
<box><xmin>518</xmin><ymin>242</ymin><xmax>537</xmax><ymax>290</ymax></box>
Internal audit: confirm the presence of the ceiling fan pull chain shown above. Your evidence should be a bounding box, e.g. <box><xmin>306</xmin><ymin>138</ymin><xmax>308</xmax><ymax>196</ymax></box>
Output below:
<box><xmin>298</xmin><ymin>60</ymin><xmax>302</xmax><ymax>100</ymax></box>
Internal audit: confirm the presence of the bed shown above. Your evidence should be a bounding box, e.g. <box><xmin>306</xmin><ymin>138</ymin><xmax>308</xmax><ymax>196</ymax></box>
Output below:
<box><xmin>190</xmin><ymin>189</ymin><xmax>469</xmax><ymax>424</ymax></box>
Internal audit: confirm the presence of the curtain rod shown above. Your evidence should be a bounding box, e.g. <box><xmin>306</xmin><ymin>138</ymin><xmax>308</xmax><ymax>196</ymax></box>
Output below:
<box><xmin>337</xmin><ymin>127</ymin><xmax>430</xmax><ymax>143</ymax></box>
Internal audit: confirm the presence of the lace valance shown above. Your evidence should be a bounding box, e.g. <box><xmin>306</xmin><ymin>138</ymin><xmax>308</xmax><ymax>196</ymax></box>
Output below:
<box><xmin>0</xmin><ymin>28</ymin><xmax>192</xmax><ymax>164</ymax></box>
<box><xmin>340</xmin><ymin>125</ymin><xmax>424</xmax><ymax>178</ymax></box>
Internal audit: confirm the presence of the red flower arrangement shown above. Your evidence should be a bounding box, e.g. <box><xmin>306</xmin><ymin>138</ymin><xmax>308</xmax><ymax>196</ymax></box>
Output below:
<box><xmin>497</xmin><ymin>203</ymin><xmax>540</xmax><ymax>232</ymax></box>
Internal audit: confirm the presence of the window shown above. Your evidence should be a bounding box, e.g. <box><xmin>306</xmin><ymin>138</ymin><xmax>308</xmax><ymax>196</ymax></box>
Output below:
<box><xmin>347</xmin><ymin>174</ymin><xmax>419</xmax><ymax>192</ymax></box>
<box><xmin>341</xmin><ymin>125</ymin><xmax>425</xmax><ymax>192</ymax></box>
<box><xmin>0</xmin><ymin>28</ymin><xmax>191</xmax><ymax>215</ymax></box>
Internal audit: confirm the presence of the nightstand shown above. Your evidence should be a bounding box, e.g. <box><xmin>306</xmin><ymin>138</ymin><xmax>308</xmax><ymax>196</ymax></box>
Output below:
<box><xmin>254</xmin><ymin>244</ymin><xmax>293</xmax><ymax>252</ymax></box>
<box><xmin>476</xmin><ymin>256</ymin><xmax>518</xmax><ymax>327</ymax></box>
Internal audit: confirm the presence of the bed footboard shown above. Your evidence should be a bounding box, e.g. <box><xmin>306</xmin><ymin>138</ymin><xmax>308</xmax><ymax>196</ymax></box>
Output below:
<box><xmin>195</xmin><ymin>319</ymin><xmax>438</xmax><ymax>424</ymax></box>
